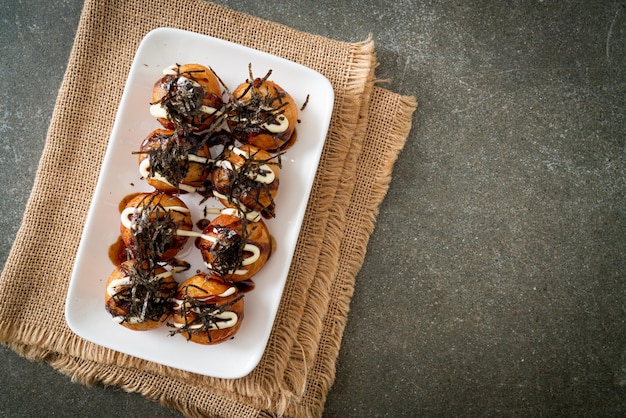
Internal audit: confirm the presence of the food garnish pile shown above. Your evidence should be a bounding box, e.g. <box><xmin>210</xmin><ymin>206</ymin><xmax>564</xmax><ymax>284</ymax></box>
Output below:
<box><xmin>104</xmin><ymin>63</ymin><xmax>304</xmax><ymax>344</ymax></box>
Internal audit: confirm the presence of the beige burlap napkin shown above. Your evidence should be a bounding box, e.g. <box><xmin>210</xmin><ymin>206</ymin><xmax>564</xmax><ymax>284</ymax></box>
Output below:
<box><xmin>0</xmin><ymin>0</ymin><xmax>416</xmax><ymax>416</ymax></box>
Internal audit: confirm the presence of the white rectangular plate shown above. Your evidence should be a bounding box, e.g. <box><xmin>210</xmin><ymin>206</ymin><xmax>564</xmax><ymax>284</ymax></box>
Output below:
<box><xmin>65</xmin><ymin>27</ymin><xmax>333</xmax><ymax>379</ymax></box>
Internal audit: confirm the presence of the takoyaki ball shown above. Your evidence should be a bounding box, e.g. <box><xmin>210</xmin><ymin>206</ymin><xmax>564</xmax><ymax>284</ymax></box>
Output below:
<box><xmin>136</xmin><ymin>129</ymin><xmax>212</xmax><ymax>194</ymax></box>
<box><xmin>212</xmin><ymin>144</ymin><xmax>280</xmax><ymax>219</ymax></box>
<box><xmin>170</xmin><ymin>274</ymin><xmax>244</xmax><ymax>344</ymax></box>
<box><xmin>198</xmin><ymin>212</ymin><xmax>272</xmax><ymax>282</ymax></box>
<box><xmin>227</xmin><ymin>77</ymin><xmax>298</xmax><ymax>151</ymax></box>
<box><xmin>150</xmin><ymin>63</ymin><xmax>223</xmax><ymax>132</ymax></box>
<box><xmin>119</xmin><ymin>192</ymin><xmax>193</xmax><ymax>262</ymax></box>
<box><xmin>104</xmin><ymin>260</ymin><xmax>177</xmax><ymax>331</ymax></box>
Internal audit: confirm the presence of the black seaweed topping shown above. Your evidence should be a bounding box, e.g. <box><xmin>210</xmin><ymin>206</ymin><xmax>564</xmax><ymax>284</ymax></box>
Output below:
<box><xmin>135</xmin><ymin>131</ymin><xmax>190</xmax><ymax>189</ymax></box>
<box><xmin>151</xmin><ymin>65</ymin><xmax>224</xmax><ymax>135</ymax></box>
<box><xmin>106</xmin><ymin>261</ymin><xmax>177</xmax><ymax>324</ymax></box>
<box><xmin>134</xmin><ymin>131</ymin><xmax>213</xmax><ymax>191</ymax></box>
<box><xmin>216</xmin><ymin>147</ymin><xmax>282</xmax><ymax>218</ymax></box>
<box><xmin>168</xmin><ymin>283</ymin><xmax>243</xmax><ymax>342</ymax></box>
<box><xmin>206</xmin><ymin>218</ymin><xmax>257</xmax><ymax>279</ymax></box>
<box><xmin>300</xmin><ymin>94</ymin><xmax>310</xmax><ymax>111</ymax></box>
<box><xmin>227</xmin><ymin>66</ymin><xmax>289</xmax><ymax>146</ymax></box>
<box><xmin>153</xmin><ymin>68</ymin><xmax>204</xmax><ymax>127</ymax></box>
<box><xmin>128</xmin><ymin>193</ymin><xmax>187</xmax><ymax>262</ymax></box>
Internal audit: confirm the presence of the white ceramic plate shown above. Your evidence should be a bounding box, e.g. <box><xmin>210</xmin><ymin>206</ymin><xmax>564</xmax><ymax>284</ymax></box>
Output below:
<box><xmin>65</xmin><ymin>28</ymin><xmax>333</xmax><ymax>379</ymax></box>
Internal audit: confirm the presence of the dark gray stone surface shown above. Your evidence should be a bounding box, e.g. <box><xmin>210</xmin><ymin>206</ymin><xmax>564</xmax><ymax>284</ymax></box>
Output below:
<box><xmin>1</xmin><ymin>1</ymin><xmax>624</xmax><ymax>416</ymax></box>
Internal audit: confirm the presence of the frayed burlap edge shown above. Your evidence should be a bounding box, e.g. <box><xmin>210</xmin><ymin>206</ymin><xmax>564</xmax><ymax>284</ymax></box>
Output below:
<box><xmin>279</xmin><ymin>89</ymin><xmax>417</xmax><ymax>418</ymax></box>
<box><xmin>268</xmin><ymin>56</ymin><xmax>378</xmax><ymax>416</ymax></box>
<box><xmin>267</xmin><ymin>43</ymin><xmax>378</xmax><ymax>415</ymax></box>
<box><xmin>6</xmin><ymin>340</ymin><xmax>259</xmax><ymax>418</ymax></box>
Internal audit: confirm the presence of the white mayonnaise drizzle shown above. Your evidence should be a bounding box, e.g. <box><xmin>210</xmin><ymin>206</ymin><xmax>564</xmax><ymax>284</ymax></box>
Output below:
<box><xmin>162</xmin><ymin>64</ymin><xmax>178</xmax><ymax>75</ymax></box>
<box><xmin>106</xmin><ymin>270</ymin><xmax>173</xmax><ymax>297</ymax></box>
<box><xmin>174</xmin><ymin>229</ymin><xmax>261</xmax><ymax>275</ymax></box>
<box><xmin>212</xmin><ymin>190</ymin><xmax>262</xmax><ymax>222</ymax></box>
<box><xmin>112</xmin><ymin>315</ymin><xmax>145</xmax><ymax>324</ymax></box>
<box><xmin>230</xmin><ymin>146</ymin><xmax>276</xmax><ymax>184</ymax></box>
<box><xmin>217</xmin><ymin>286</ymin><xmax>237</xmax><ymax>297</ymax></box>
<box><xmin>149</xmin><ymin>102</ymin><xmax>222</xmax><ymax>119</ymax></box>
<box><xmin>150</xmin><ymin>69</ymin><xmax>223</xmax><ymax>119</ymax></box>
<box><xmin>139</xmin><ymin>154</ymin><xmax>210</xmax><ymax>193</ymax></box>
<box><xmin>260</xmin><ymin>105</ymin><xmax>289</xmax><ymax>133</ymax></box>
<box><xmin>262</xmin><ymin>115</ymin><xmax>289</xmax><ymax>133</ymax></box>
<box><xmin>172</xmin><ymin>310</ymin><xmax>238</xmax><ymax>330</ymax></box>
<box><xmin>149</xmin><ymin>103</ymin><xmax>169</xmax><ymax>119</ymax></box>
<box><xmin>120</xmin><ymin>204</ymin><xmax>190</xmax><ymax>229</ymax></box>
<box><xmin>172</xmin><ymin>283</ymin><xmax>240</xmax><ymax>330</ymax></box>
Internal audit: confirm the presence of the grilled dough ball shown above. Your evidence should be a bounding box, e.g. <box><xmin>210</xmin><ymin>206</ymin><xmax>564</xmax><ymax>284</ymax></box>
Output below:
<box><xmin>150</xmin><ymin>63</ymin><xmax>223</xmax><ymax>132</ymax></box>
<box><xmin>104</xmin><ymin>260</ymin><xmax>177</xmax><ymax>331</ymax></box>
<box><xmin>170</xmin><ymin>274</ymin><xmax>244</xmax><ymax>344</ymax></box>
<box><xmin>227</xmin><ymin>78</ymin><xmax>298</xmax><ymax>151</ymax></box>
<box><xmin>137</xmin><ymin>129</ymin><xmax>212</xmax><ymax>194</ymax></box>
<box><xmin>212</xmin><ymin>144</ymin><xmax>280</xmax><ymax>219</ymax></box>
<box><xmin>198</xmin><ymin>212</ymin><xmax>272</xmax><ymax>282</ymax></box>
<box><xmin>119</xmin><ymin>192</ymin><xmax>193</xmax><ymax>262</ymax></box>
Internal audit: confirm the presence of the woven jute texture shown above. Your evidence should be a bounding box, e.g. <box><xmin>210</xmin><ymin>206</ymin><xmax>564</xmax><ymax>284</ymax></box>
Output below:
<box><xmin>0</xmin><ymin>0</ymin><xmax>416</xmax><ymax>416</ymax></box>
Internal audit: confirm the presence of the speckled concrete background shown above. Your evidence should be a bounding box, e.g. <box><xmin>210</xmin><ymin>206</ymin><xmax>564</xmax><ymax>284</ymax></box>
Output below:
<box><xmin>1</xmin><ymin>1</ymin><xmax>624</xmax><ymax>416</ymax></box>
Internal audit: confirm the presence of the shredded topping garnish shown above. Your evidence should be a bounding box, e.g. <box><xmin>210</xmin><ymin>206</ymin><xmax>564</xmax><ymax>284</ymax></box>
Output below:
<box><xmin>214</xmin><ymin>146</ymin><xmax>282</xmax><ymax>218</ymax></box>
<box><xmin>168</xmin><ymin>283</ymin><xmax>243</xmax><ymax>342</ymax></box>
<box><xmin>205</xmin><ymin>216</ymin><xmax>259</xmax><ymax>279</ymax></box>
<box><xmin>134</xmin><ymin>131</ymin><xmax>213</xmax><ymax>191</ymax></box>
<box><xmin>226</xmin><ymin>66</ymin><xmax>290</xmax><ymax>147</ymax></box>
<box><xmin>105</xmin><ymin>261</ymin><xmax>177</xmax><ymax>325</ymax></box>
<box><xmin>151</xmin><ymin>65</ymin><xmax>224</xmax><ymax>134</ymax></box>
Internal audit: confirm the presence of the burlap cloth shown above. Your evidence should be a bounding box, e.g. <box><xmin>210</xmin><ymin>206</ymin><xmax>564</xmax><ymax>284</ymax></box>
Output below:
<box><xmin>0</xmin><ymin>0</ymin><xmax>416</xmax><ymax>416</ymax></box>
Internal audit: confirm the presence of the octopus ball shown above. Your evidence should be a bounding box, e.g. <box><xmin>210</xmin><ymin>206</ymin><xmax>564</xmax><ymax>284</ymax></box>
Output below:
<box><xmin>104</xmin><ymin>259</ymin><xmax>177</xmax><ymax>331</ymax></box>
<box><xmin>227</xmin><ymin>78</ymin><xmax>298</xmax><ymax>151</ymax></box>
<box><xmin>198</xmin><ymin>212</ymin><xmax>272</xmax><ymax>282</ymax></box>
<box><xmin>150</xmin><ymin>63</ymin><xmax>223</xmax><ymax>132</ymax></box>
<box><xmin>212</xmin><ymin>144</ymin><xmax>280</xmax><ymax>219</ymax></box>
<box><xmin>170</xmin><ymin>274</ymin><xmax>245</xmax><ymax>344</ymax></box>
<box><xmin>119</xmin><ymin>191</ymin><xmax>193</xmax><ymax>262</ymax></box>
<box><xmin>137</xmin><ymin>129</ymin><xmax>212</xmax><ymax>194</ymax></box>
